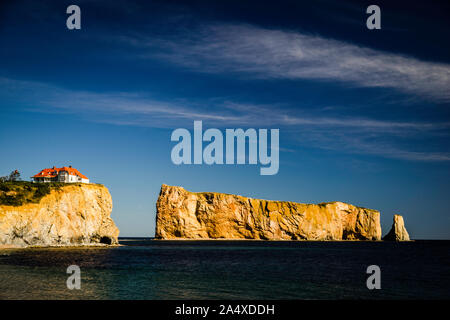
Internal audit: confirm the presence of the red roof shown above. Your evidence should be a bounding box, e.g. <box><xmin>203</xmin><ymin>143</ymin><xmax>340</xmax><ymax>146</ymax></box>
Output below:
<box><xmin>32</xmin><ymin>167</ymin><xmax>88</xmax><ymax>179</ymax></box>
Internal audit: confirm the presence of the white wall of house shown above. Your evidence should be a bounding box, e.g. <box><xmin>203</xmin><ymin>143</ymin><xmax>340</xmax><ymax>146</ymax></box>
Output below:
<box><xmin>58</xmin><ymin>172</ymin><xmax>68</xmax><ymax>182</ymax></box>
<box><xmin>66</xmin><ymin>174</ymin><xmax>89</xmax><ymax>183</ymax></box>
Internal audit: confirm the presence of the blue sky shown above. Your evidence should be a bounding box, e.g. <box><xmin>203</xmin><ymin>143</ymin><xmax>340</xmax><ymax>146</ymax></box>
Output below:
<box><xmin>1</xmin><ymin>0</ymin><xmax>449</xmax><ymax>238</ymax></box>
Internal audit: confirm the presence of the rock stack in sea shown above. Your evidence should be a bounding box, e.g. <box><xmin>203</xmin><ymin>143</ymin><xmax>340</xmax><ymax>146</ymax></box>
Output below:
<box><xmin>155</xmin><ymin>184</ymin><xmax>383</xmax><ymax>241</ymax></box>
<box><xmin>383</xmin><ymin>214</ymin><xmax>410</xmax><ymax>241</ymax></box>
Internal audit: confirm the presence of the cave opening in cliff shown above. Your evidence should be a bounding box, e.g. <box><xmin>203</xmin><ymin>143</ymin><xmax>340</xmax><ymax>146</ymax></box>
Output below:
<box><xmin>99</xmin><ymin>236</ymin><xmax>112</xmax><ymax>245</ymax></box>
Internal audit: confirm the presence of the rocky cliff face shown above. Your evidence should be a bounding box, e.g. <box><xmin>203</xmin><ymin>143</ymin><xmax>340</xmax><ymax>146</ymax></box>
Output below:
<box><xmin>383</xmin><ymin>214</ymin><xmax>410</xmax><ymax>241</ymax></box>
<box><xmin>0</xmin><ymin>184</ymin><xmax>119</xmax><ymax>247</ymax></box>
<box><xmin>156</xmin><ymin>185</ymin><xmax>382</xmax><ymax>240</ymax></box>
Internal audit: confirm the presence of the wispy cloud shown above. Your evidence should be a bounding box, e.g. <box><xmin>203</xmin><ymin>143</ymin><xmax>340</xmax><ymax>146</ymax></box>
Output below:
<box><xmin>125</xmin><ymin>24</ymin><xmax>450</xmax><ymax>102</ymax></box>
<box><xmin>293</xmin><ymin>129</ymin><xmax>450</xmax><ymax>162</ymax></box>
<box><xmin>1</xmin><ymin>76</ymin><xmax>449</xmax><ymax>162</ymax></box>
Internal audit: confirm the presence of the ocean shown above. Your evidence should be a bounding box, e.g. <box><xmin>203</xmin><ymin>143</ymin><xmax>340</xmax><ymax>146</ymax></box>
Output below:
<box><xmin>0</xmin><ymin>239</ymin><xmax>449</xmax><ymax>300</ymax></box>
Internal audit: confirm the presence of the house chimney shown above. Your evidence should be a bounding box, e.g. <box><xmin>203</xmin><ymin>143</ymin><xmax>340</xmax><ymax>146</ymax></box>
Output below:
<box><xmin>52</xmin><ymin>166</ymin><xmax>55</xmax><ymax>169</ymax></box>
<box><xmin>69</xmin><ymin>165</ymin><xmax>72</xmax><ymax>168</ymax></box>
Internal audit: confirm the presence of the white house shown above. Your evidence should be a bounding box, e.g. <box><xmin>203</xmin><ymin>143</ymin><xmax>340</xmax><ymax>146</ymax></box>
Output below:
<box><xmin>31</xmin><ymin>166</ymin><xmax>90</xmax><ymax>183</ymax></box>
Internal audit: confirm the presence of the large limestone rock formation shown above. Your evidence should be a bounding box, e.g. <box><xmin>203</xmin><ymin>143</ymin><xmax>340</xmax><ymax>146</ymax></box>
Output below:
<box><xmin>156</xmin><ymin>185</ymin><xmax>382</xmax><ymax>240</ymax></box>
<box><xmin>383</xmin><ymin>214</ymin><xmax>410</xmax><ymax>241</ymax></box>
<box><xmin>0</xmin><ymin>184</ymin><xmax>119</xmax><ymax>247</ymax></box>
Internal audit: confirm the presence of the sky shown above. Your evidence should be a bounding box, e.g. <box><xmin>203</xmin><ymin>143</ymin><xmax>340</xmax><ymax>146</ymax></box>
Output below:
<box><xmin>0</xmin><ymin>0</ymin><xmax>449</xmax><ymax>239</ymax></box>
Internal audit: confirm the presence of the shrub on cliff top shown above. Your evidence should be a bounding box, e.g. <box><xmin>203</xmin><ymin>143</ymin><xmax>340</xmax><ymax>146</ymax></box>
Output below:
<box><xmin>0</xmin><ymin>181</ymin><xmax>67</xmax><ymax>206</ymax></box>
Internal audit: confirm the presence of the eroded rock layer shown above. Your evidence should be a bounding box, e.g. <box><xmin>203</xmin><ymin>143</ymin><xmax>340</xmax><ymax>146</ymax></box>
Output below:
<box><xmin>0</xmin><ymin>184</ymin><xmax>119</xmax><ymax>247</ymax></box>
<box><xmin>156</xmin><ymin>185</ymin><xmax>382</xmax><ymax>240</ymax></box>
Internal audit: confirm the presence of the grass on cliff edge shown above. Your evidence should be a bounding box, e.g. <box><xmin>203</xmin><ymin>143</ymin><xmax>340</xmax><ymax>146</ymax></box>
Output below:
<box><xmin>0</xmin><ymin>181</ymin><xmax>102</xmax><ymax>206</ymax></box>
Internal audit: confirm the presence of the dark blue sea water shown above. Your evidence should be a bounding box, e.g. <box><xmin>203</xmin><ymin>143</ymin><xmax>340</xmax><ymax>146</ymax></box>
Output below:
<box><xmin>0</xmin><ymin>239</ymin><xmax>449</xmax><ymax>299</ymax></box>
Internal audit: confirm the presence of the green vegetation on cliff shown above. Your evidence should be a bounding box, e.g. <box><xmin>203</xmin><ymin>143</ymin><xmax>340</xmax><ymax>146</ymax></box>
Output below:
<box><xmin>0</xmin><ymin>182</ymin><xmax>70</xmax><ymax>206</ymax></box>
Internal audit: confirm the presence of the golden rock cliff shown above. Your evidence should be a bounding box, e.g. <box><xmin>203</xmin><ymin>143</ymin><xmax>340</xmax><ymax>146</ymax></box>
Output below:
<box><xmin>0</xmin><ymin>184</ymin><xmax>119</xmax><ymax>247</ymax></box>
<box><xmin>156</xmin><ymin>185</ymin><xmax>382</xmax><ymax>240</ymax></box>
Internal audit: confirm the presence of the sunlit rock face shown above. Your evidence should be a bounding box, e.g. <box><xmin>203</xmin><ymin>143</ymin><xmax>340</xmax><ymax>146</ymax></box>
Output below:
<box><xmin>383</xmin><ymin>214</ymin><xmax>410</xmax><ymax>241</ymax></box>
<box><xmin>0</xmin><ymin>184</ymin><xmax>119</xmax><ymax>247</ymax></box>
<box><xmin>156</xmin><ymin>185</ymin><xmax>382</xmax><ymax>241</ymax></box>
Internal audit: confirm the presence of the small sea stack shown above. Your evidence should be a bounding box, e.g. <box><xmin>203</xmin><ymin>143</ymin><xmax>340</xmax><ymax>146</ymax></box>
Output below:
<box><xmin>383</xmin><ymin>214</ymin><xmax>410</xmax><ymax>241</ymax></box>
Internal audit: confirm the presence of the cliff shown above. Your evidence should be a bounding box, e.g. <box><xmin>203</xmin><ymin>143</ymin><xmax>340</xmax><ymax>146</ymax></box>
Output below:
<box><xmin>383</xmin><ymin>214</ymin><xmax>410</xmax><ymax>241</ymax></box>
<box><xmin>0</xmin><ymin>183</ymin><xmax>119</xmax><ymax>247</ymax></box>
<box><xmin>155</xmin><ymin>185</ymin><xmax>382</xmax><ymax>240</ymax></box>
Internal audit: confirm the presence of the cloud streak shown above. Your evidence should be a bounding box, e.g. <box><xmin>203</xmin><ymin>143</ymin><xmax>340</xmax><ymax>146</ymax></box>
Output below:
<box><xmin>1</xmin><ymin>76</ymin><xmax>449</xmax><ymax>162</ymax></box>
<box><xmin>129</xmin><ymin>24</ymin><xmax>450</xmax><ymax>102</ymax></box>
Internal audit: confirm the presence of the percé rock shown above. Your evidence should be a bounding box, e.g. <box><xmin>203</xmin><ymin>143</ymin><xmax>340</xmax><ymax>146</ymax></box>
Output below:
<box><xmin>156</xmin><ymin>185</ymin><xmax>382</xmax><ymax>240</ymax></box>
<box><xmin>383</xmin><ymin>214</ymin><xmax>410</xmax><ymax>241</ymax></box>
<box><xmin>0</xmin><ymin>184</ymin><xmax>119</xmax><ymax>247</ymax></box>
